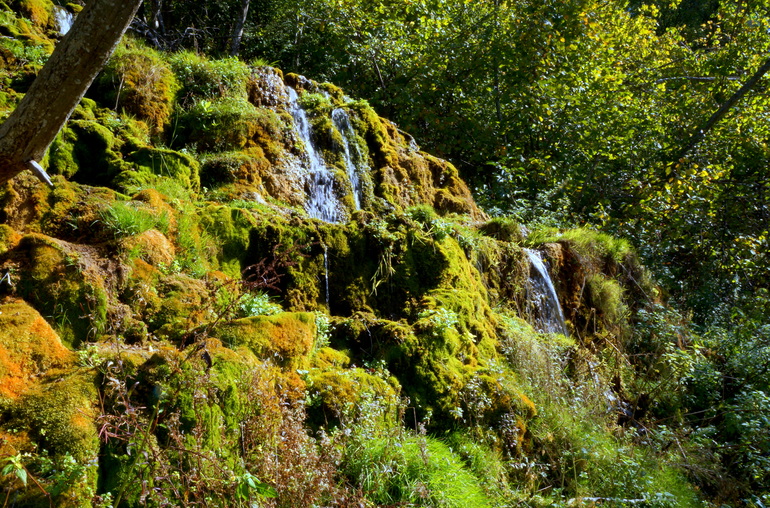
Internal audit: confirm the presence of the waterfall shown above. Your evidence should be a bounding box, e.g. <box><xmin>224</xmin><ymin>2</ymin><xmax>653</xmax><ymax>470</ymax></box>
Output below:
<box><xmin>331</xmin><ymin>108</ymin><xmax>365</xmax><ymax>210</ymax></box>
<box><xmin>524</xmin><ymin>249</ymin><xmax>569</xmax><ymax>335</ymax></box>
<box><xmin>286</xmin><ymin>88</ymin><xmax>342</xmax><ymax>223</ymax></box>
<box><xmin>53</xmin><ymin>6</ymin><xmax>74</xmax><ymax>36</ymax></box>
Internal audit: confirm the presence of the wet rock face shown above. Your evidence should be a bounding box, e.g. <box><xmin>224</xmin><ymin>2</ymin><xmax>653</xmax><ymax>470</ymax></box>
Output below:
<box><xmin>199</xmin><ymin>65</ymin><xmax>486</xmax><ymax>223</ymax></box>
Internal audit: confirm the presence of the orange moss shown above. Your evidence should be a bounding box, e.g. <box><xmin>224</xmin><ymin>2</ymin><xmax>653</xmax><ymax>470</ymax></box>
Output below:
<box><xmin>0</xmin><ymin>299</ymin><xmax>76</xmax><ymax>399</ymax></box>
<box><xmin>0</xmin><ymin>224</ymin><xmax>20</xmax><ymax>255</ymax></box>
<box><xmin>121</xmin><ymin>229</ymin><xmax>176</xmax><ymax>267</ymax></box>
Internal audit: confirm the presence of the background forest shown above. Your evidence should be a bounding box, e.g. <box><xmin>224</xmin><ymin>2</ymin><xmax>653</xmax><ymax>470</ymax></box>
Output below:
<box><xmin>0</xmin><ymin>0</ymin><xmax>769</xmax><ymax>506</ymax></box>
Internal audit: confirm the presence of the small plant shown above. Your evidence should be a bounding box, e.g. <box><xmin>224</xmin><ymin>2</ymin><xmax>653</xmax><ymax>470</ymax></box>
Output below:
<box><xmin>418</xmin><ymin>307</ymin><xmax>459</xmax><ymax>336</ymax></box>
<box><xmin>239</xmin><ymin>291</ymin><xmax>282</xmax><ymax>317</ymax></box>
<box><xmin>314</xmin><ymin>312</ymin><xmax>332</xmax><ymax>350</ymax></box>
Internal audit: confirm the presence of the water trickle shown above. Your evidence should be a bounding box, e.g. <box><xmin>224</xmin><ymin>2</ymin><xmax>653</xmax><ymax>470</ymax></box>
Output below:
<box><xmin>331</xmin><ymin>108</ymin><xmax>365</xmax><ymax>210</ymax></box>
<box><xmin>524</xmin><ymin>249</ymin><xmax>569</xmax><ymax>335</ymax></box>
<box><xmin>286</xmin><ymin>87</ymin><xmax>342</xmax><ymax>222</ymax></box>
<box><xmin>53</xmin><ymin>6</ymin><xmax>74</xmax><ymax>36</ymax></box>
<box><xmin>323</xmin><ymin>245</ymin><xmax>330</xmax><ymax>308</ymax></box>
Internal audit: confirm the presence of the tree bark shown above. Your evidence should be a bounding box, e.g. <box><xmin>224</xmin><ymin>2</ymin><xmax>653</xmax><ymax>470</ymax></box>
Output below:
<box><xmin>230</xmin><ymin>0</ymin><xmax>250</xmax><ymax>56</ymax></box>
<box><xmin>0</xmin><ymin>0</ymin><xmax>143</xmax><ymax>186</ymax></box>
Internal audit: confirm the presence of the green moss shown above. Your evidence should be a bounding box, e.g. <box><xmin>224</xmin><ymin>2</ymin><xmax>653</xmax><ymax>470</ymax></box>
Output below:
<box><xmin>214</xmin><ymin>312</ymin><xmax>317</xmax><ymax>368</ymax></box>
<box><xmin>169</xmin><ymin>51</ymin><xmax>250</xmax><ymax>101</ymax></box>
<box><xmin>98</xmin><ymin>39</ymin><xmax>178</xmax><ymax>132</ymax></box>
<box><xmin>14</xmin><ymin>234</ymin><xmax>109</xmax><ymax>348</ymax></box>
<box><xmin>126</xmin><ymin>146</ymin><xmax>201</xmax><ymax>193</ymax></box>
<box><xmin>11</xmin><ymin>372</ymin><xmax>98</xmax><ymax>461</ymax></box>
<box><xmin>175</xmin><ymin>97</ymin><xmax>286</xmax><ymax>154</ymax></box>
<box><xmin>46</xmin><ymin>119</ymin><xmax>126</xmax><ymax>187</ymax></box>
<box><xmin>198</xmin><ymin>203</ymin><xmax>256</xmax><ymax>274</ymax></box>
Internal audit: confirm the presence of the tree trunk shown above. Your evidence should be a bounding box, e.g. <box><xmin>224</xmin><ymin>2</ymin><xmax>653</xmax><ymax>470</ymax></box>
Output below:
<box><xmin>0</xmin><ymin>0</ymin><xmax>143</xmax><ymax>186</ymax></box>
<box><xmin>230</xmin><ymin>0</ymin><xmax>250</xmax><ymax>56</ymax></box>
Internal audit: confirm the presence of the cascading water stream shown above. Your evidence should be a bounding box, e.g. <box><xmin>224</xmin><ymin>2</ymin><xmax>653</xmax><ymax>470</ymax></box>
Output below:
<box><xmin>287</xmin><ymin>88</ymin><xmax>341</xmax><ymax>222</ymax></box>
<box><xmin>524</xmin><ymin>249</ymin><xmax>569</xmax><ymax>335</ymax></box>
<box><xmin>331</xmin><ymin>108</ymin><xmax>365</xmax><ymax>210</ymax></box>
<box><xmin>53</xmin><ymin>6</ymin><xmax>74</xmax><ymax>35</ymax></box>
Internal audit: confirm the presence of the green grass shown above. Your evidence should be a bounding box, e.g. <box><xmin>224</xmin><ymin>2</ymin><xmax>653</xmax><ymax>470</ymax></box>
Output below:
<box><xmin>100</xmin><ymin>201</ymin><xmax>169</xmax><ymax>238</ymax></box>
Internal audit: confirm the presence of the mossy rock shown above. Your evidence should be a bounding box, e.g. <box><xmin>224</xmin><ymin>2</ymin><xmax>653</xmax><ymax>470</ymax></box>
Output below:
<box><xmin>119</xmin><ymin>228</ymin><xmax>176</xmax><ymax>267</ymax></box>
<box><xmin>0</xmin><ymin>223</ymin><xmax>20</xmax><ymax>255</ymax></box>
<box><xmin>126</xmin><ymin>146</ymin><xmax>201</xmax><ymax>193</ymax></box>
<box><xmin>0</xmin><ymin>298</ymin><xmax>76</xmax><ymax>399</ymax></box>
<box><xmin>148</xmin><ymin>273</ymin><xmax>210</xmax><ymax>339</ymax></box>
<box><xmin>98</xmin><ymin>40</ymin><xmax>178</xmax><ymax>133</ymax></box>
<box><xmin>46</xmin><ymin>119</ymin><xmax>125</xmax><ymax>186</ymax></box>
<box><xmin>13</xmin><ymin>234</ymin><xmax>109</xmax><ymax>348</ymax></box>
<box><xmin>306</xmin><ymin>352</ymin><xmax>401</xmax><ymax>427</ymax></box>
<box><xmin>214</xmin><ymin>312</ymin><xmax>316</xmax><ymax>367</ymax></box>
<box><xmin>175</xmin><ymin>97</ymin><xmax>287</xmax><ymax>156</ymax></box>
<box><xmin>9</xmin><ymin>372</ymin><xmax>98</xmax><ymax>461</ymax></box>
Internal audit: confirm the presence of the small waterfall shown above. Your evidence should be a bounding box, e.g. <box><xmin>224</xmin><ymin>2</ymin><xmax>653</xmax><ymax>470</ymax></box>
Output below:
<box><xmin>331</xmin><ymin>108</ymin><xmax>365</xmax><ymax>210</ymax></box>
<box><xmin>53</xmin><ymin>6</ymin><xmax>74</xmax><ymax>36</ymax></box>
<box><xmin>323</xmin><ymin>245</ymin><xmax>330</xmax><ymax>307</ymax></box>
<box><xmin>286</xmin><ymin>88</ymin><xmax>342</xmax><ymax>222</ymax></box>
<box><xmin>524</xmin><ymin>249</ymin><xmax>569</xmax><ymax>335</ymax></box>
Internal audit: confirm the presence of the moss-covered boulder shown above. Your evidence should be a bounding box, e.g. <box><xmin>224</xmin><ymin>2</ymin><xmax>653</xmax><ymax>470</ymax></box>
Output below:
<box><xmin>11</xmin><ymin>234</ymin><xmax>110</xmax><ymax>348</ymax></box>
<box><xmin>214</xmin><ymin>312</ymin><xmax>317</xmax><ymax>368</ymax></box>
<box><xmin>0</xmin><ymin>298</ymin><xmax>75</xmax><ymax>399</ymax></box>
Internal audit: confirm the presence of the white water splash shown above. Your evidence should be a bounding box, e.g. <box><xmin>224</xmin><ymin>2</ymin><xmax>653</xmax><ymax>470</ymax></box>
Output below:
<box><xmin>524</xmin><ymin>249</ymin><xmax>569</xmax><ymax>335</ymax></box>
<box><xmin>287</xmin><ymin>87</ymin><xmax>342</xmax><ymax>222</ymax></box>
<box><xmin>53</xmin><ymin>6</ymin><xmax>74</xmax><ymax>36</ymax></box>
<box><xmin>331</xmin><ymin>108</ymin><xmax>365</xmax><ymax>210</ymax></box>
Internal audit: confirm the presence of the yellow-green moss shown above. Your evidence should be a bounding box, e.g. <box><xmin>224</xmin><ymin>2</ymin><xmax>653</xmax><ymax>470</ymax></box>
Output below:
<box><xmin>0</xmin><ymin>223</ymin><xmax>20</xmax><ymax>255</ymax></box>
<box><xmin>13</xmin><ymin>0</ymin><xmax>54</xmax><ymax>29</ymax></box>
<box><xmin>126</xmin><ymin>146</ymin><xmax>201</xmax><ymax>193</ymax></box>
<box><xmin>307</xmin><ymin>364</ymin><xmax>400</xmax><ymax>424</ymax></box>
<box><xmin>98</xmin><ymin>40</ymin><xmax>178</xmax><ymax>132</ymax></box>
<box><xmin>214</xmin><ymin>312</ymin><xmax>316</xmax><ymax>367</ymax></box>
<box><xmin>11</xmin><ymin>372</ymin><xmax>98</xmax><ymax>461</ymax></box>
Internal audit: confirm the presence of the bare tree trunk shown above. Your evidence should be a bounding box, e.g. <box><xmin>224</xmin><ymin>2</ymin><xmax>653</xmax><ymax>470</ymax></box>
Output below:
<box><xmin>0</xmin><ymin>0</ymin><xmax>143</xmax><ymax>186</ymax></box>
<box><xmin>230</xmin><ymin>0</ymin><xmax>250</xmax><ymax>56</ymax></box>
